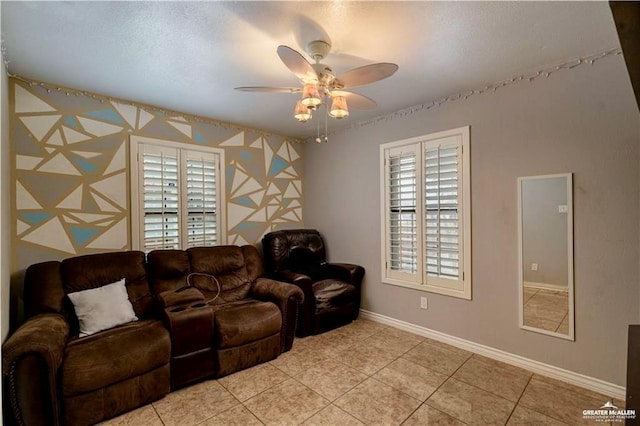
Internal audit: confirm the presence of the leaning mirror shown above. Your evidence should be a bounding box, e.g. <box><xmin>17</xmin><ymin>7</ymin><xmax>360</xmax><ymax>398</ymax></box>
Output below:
<box><xmin>518</xmin><ymin>173</ymin><xmax>574</xmax><ymax>340</ymax></box>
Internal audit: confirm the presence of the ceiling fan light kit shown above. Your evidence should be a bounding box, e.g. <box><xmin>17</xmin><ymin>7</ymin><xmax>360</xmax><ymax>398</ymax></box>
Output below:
<box><xmin>294</xmin><ymin>100</ymin><xmax>312</xmax><ymax>122</ymax></box>
<box><xmin>301</xmin><ymin>83</ymin><xmax>322</xmax><ymax>109</ymax></box>
<box><xmin>235</xmin><ymin>38</ymin><xmax>398</xmax><ymax>140</ymax></box>
<box><xmin>329</xmin><ymin>95</ymin><xmax>349</xmax><ymax>119</ymax></box>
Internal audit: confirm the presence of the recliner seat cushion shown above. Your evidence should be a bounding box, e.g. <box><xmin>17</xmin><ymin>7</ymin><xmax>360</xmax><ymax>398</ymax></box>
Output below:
<box><xmin>213</xmin><ymin>299</ymin><xmax>281</xmax><ymax>349</ymax></box>
<box><xmin>313</xmin><ymin>279</ymin><xmax>357</xmax><ymax>314</ymax></box>
<box><xmin>62</xmin><ymin>320</ymin><xmax>170</xmax><ymax>396</ymax></box>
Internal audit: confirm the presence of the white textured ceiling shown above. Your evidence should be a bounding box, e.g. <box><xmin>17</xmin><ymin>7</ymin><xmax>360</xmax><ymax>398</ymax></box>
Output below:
<box><xmin>1</xmin><ymin>1</ymin><xmax>621</xmax><ymax>139</ymax></box>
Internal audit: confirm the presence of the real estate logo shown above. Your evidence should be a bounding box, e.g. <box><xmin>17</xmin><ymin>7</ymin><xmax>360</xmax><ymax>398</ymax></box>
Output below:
<box><xmin>582</xmin><ymin>401</ymin><xmax>635</xmax><ymax>423</ymax></box>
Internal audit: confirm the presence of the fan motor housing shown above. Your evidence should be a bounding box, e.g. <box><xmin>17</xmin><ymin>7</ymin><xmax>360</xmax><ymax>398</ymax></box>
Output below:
<box><xmin>307</xmin><ymin>40</ymin><xmax>331</xmax><ymax>60</ymax></box>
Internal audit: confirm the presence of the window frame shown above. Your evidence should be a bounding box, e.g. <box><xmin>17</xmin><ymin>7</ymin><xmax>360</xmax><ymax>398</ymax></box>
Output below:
<box><xmin>380</xmin><ymin>126</ymin><xmax>471</xmax><ymax>299</ymax></box>
<box><xmin>129</xmin><ymin>135</ymin><xmax>226</xmax><ymax>251</ymax></box>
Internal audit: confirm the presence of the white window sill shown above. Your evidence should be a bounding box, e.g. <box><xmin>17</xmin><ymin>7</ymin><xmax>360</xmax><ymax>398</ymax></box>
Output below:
<box><xmin>382</xmin><ymin>277</ymin><xmax>471</xmax><ymax>300</ymax></box>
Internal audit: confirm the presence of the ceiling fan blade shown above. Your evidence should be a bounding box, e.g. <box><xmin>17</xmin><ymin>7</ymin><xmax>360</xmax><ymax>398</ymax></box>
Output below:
<box><xmin>277</xmin><ymin>45</ymin><xmax>318</xmax><ymax>83</ymax></box>
<box><xmin>235</xmin><ymin>86</ymin><xmax>301</xmax><ymax>93</ymax></box>
<box><xmin>332</xmin><ymin>91</ymin><xmax>377</xmax><ymax>110</ymax></box>
<box><xmin>334</xmin><ymin>63</ymin><xmax>399</xmax><ymax>89</ymax></box>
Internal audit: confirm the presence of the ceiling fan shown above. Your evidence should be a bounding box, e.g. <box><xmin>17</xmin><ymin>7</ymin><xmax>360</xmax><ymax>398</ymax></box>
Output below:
<box><xmin>235</xmin><ymin>40</ymin><xmax>398</xmax><ymax>127</ymax></box>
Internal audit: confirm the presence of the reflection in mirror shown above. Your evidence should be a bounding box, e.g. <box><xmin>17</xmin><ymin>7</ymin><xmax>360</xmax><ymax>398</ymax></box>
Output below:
<box><xmin>518</xmin><ymin>174</ymin><xmax>574</xmax><ymax>340</ymax></box>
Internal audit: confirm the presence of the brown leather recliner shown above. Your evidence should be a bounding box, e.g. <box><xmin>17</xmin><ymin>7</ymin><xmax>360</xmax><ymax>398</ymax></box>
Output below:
<box><xmin>2</xmin><ymin>251</ymin><xmax>171</xmax><ymax>426</ymax></box>
<box><xmin>262</xmin><ymin>229</ymin><xmax>365</xmax><ymax>337</ymax></box>
<box><xmin>2</xmin><ymin>245</ymin><xmax>303</xmax><ymax>426</ymax></box>
<box><xmin>147</xmin><ymin>245</ymin><xmax>303</xmax><ymax>385</ymax></box>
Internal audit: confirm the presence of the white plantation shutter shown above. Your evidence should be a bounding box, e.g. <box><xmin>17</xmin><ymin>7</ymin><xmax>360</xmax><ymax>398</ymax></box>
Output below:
<box><xmin>387</xmin><ymin>145</ymin><xmax>421</xmax><ymax>281</ymax></box>
<box><xmin>141</xmin><ymin>146</ymin><xmax>180</xmax><ymax>250</ymax></box>
<box><xmin>185</xmin><ymin>153</ymin><xmax>218</xmax><ymax>247</ymax></box>
<box><xmin>132</xmin><ymin>138</ymin><xmax>225</xmax><ymax>252</ymax></box>
<box><xmin>381</xmin><ymin>127</ymin><xmax>470</xmax><ymax>299</ymax></box>
<box><xmin>424</xmin><ymin>140</ymin><xmax>463</xmax><ymax>290</ymax></box>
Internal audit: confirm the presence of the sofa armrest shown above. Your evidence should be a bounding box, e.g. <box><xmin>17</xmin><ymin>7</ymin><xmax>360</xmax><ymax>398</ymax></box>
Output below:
<box><xmin>322</xmin><ymin>263</ymin><xmax>365</xmax><ymax>286</ymax></box>
<box><xmin>252</xmin><ymin>277</ymin><xmax>304</xmax><ymax>305</ymax></box>
<box><xmin>251</xmin><ymin>278</ymin><xmax>304</xmax><ymax>352</ymax></box>
<box><xmin>273</xmin><ymin>270</ymin><xmax>316</xmax><ymax>338</ymax></box>
<box><xmin>275</xmin><ymin>270</ymin><xmax>312</xmax><ymax>290</ymax></box>
<box><xmin>157</xmin><ymin>287</ymin><xmax>205</xmax><ymax>308</ymax></box>
<box><xmin>3</xmin><ymin>313</ymin><xmax>69</xmax><ymax>426</ymax></box>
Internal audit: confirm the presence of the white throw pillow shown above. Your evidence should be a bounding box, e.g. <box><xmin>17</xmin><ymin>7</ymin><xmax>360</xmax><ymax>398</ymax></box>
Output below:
<box><xmin>67</xmin><ymin>278</ymin><xmax>138</xmax><ymax>337</ymax></box>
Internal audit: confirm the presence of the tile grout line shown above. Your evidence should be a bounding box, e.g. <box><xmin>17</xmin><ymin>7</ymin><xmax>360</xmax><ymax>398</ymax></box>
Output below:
<box><xmin>503</xmin><ymin>373</ymin><xmax>534</xmax><ymax>425</ymax></box>
<box><xmin>555</xmin><ymin>310</ymin><xmax>569</xmax><ymax>333</ymax></box>
<box><xmin>304</xmin><ymin>326</ymin><xmax>424</xmax><ymax>424</ymax></box>
<box><xmin>191</xmin><ymin>399</ymin><xmax>242</xmax><ymax>426</ymax></box>
<box><xmin>151</xmin><ymin>401</ymin><xmax>168</xmax><ymax>426</ymax></box>
<box><xmin>369</xmin><ymin>337</ymin><xmax>435</xmax><ymax>425</ymax></box>
<box><xmin>215</xmin><ymin>361</ymin><xmax>294</xmax><ymax>424</ymax></box>
<box><xmin>516</xmin><ymin>377</ymin><xmax>584</xmax><ymax>425</ymax></box>
<box><xmin>415</xmin><ymin>349</ymin><xmax>475</xmax><ymax>424</ymax></box>
<box><xmin>319</xmin><ymin>333</ymin><xmax>379</xmax><ymax>424</ymax></box>
<box><xmin>449</xmin><ymin>354</ymin><xmax>534</xmax><ymax>405</ymax></box>
<box><xmin>289</xmin><ymin>375</ymin><xmax>332</xmax><ymax>425</ymax></box>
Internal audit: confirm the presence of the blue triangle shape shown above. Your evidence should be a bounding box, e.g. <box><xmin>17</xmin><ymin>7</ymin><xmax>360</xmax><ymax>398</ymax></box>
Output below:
<box><xmin>19</xmin><ymin>212</ymin><xmax>53</xmax><ymax>225</ymax></box>
<box><xmin>269</xmin><ymin>155</ymin><xmax>288</xmax><ymax>177</ymax></box>
<box><xmin>69</xmin><ymin>226</ymin><xmax>101</xmax><ymax>246</ymax></box>
<box><xmin>234</xmin><ymin>196</ymin><xmax>254</xmax><ymax>207</ymax></box>
<box><xmin>64</xmin><ymin>116</ymin><xmax>79</xmax><ymax>129</ymax></box>
<box><xmin>70</xmin><ymin>156</ymin><xmax>98</xmax><ymax>173</ymax></box>
<box><xmin>84</xmin><ymin>108</ymin><xmax>125</xmax><ymax>125</ymax></box>
<box><xmin>235</xmin><ymin>222</ymin><xmax>256</xmax><ymax>231</ymax></box>
<box><xmin>194</xmin><ymin>131</ymin><xmax>206</xmax><ymax>143</ymax></box>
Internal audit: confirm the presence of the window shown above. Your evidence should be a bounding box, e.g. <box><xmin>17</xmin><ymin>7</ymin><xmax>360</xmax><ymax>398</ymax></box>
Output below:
<box><xmin>380</xmin><ymin>126</ymin><xmax>471</xmax><ymax>299</ymax></box>
<box><xmin>130</xmin><ymin>136</ymin><xmax>226</xmax><ymax>251</ymax></box>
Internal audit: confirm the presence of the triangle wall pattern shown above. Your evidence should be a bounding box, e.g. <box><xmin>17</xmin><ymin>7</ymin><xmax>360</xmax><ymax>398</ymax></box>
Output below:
<box><xmin>10</xmin><ymin>79</ymin><xmax>304</xmax><ymax>270</ymax></box>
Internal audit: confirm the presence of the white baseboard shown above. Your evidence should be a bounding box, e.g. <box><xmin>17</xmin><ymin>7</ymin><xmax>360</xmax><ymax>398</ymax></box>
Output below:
<box><xmin>360</xmin><ymin>309</ymin><xmax>625</xmax><ymax>400</ymax></box>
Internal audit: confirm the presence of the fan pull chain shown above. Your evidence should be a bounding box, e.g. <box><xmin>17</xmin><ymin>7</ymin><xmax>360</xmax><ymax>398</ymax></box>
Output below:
<box><xmin>315</xmin><ymin>104</ymin><xmax>329</xmax><ymax>143</ymax></box>
<box><xmin>324</xmin><ymin>104</ymin><xmax>328</xmax><ymax>143</ymax></box>
<box><xmin>315</xmin><ymin>110</ymin><xmax>321</xmax><ymax>143</ymax></box>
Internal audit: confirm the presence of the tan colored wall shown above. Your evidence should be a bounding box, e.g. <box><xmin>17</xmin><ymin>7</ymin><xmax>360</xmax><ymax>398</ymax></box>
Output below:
<box><xmin>521</xmin><ymin>176</ymin><xmax>568</xmax><ymax>288</ymax></box>
<box><xmin>303</xmin><ymin>54</ymin><xmax>639</xmax><ymax>386</ymax></box>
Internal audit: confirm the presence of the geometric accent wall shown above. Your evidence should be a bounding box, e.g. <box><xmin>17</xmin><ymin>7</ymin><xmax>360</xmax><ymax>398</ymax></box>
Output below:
<box><xmin>11</xmin><ymin>79</ymin><xmax>304</xmax><ymax>271</ymax></box>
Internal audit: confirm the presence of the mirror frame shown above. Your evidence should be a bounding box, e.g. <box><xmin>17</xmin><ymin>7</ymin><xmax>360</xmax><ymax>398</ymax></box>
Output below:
<box><xmin>517</xmin><ymin>173</ymin><xmax>574</xmax><ymax>341</ymax></box>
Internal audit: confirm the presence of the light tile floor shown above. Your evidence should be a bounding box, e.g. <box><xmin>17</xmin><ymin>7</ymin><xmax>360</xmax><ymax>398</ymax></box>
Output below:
<box><xmin>523</xmin><ymin>288</ymin><xmax>569</xmax><ymax>334</ymax></box>
<box><xmin>100</xmin><ymin>319</ymin><xmax>622</xmax><ymax>426</ymax></box>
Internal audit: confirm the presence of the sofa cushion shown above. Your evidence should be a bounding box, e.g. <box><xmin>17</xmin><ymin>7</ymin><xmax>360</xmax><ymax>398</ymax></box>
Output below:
<box><xmin>62</xmin><ymin>320</ymin><xmax>170</xmax><ymax>396</ymax></box>
<box><xmin>213</xmin><ymin>299</ymin><xmax>281</xmax><ymax>349</ymax></box>
<box><xmin>313</xmin><ymin>279</ymin><xmax>357</xmax><ymax>313</ymax></box>
<box><xmin>67</xmin><ymin>278</ymin><xmax>138</xmax><ymax>337</ymax></box>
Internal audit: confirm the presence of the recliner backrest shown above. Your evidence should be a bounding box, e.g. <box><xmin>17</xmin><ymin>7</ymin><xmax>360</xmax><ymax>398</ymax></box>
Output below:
<box><xmin>24</xmin><ymin>260</ymin><xmax>64</xmax><ymax>318</ymax></box>
<box><xmin>61</xmin><ymin>251</ymin><xmax>153</xmax><ymax>320</ymax></box>
<box><xmin>147</xmin><ymin>249</ymin><xmax>191</xmax><ymax>295</ymax></box>
<box><xmin>262</xmin><ymin>229</ymin><xmax>326</xmax><ymax>274</ymax></box>
<box><xmin>187</xmin><ymin>246</ymin><xmax>253</xmax><ymax>304</ymax></box>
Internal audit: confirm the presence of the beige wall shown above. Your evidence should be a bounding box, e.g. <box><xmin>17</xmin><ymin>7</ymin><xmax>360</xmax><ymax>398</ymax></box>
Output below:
<box><xmin>521</xmin><ymin>176</ymin><xmax>568</xmax><ymax>288</ymax></box>
<box><xmin>303</xmin><ymin>54</ymin><xmax>639</xmax><ymax>386</ymax></box>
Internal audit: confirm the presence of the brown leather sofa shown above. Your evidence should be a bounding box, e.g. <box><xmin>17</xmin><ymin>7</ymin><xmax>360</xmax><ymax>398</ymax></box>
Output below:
<box><xmin>262</xmin><ymin>229</ymin><xmax>365</xmax><ymax>337</ymax></box>
<box><xmin>2</xmin><ymin>245</ymin><xmax>303</xmax><ymax>426</ymax></box>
